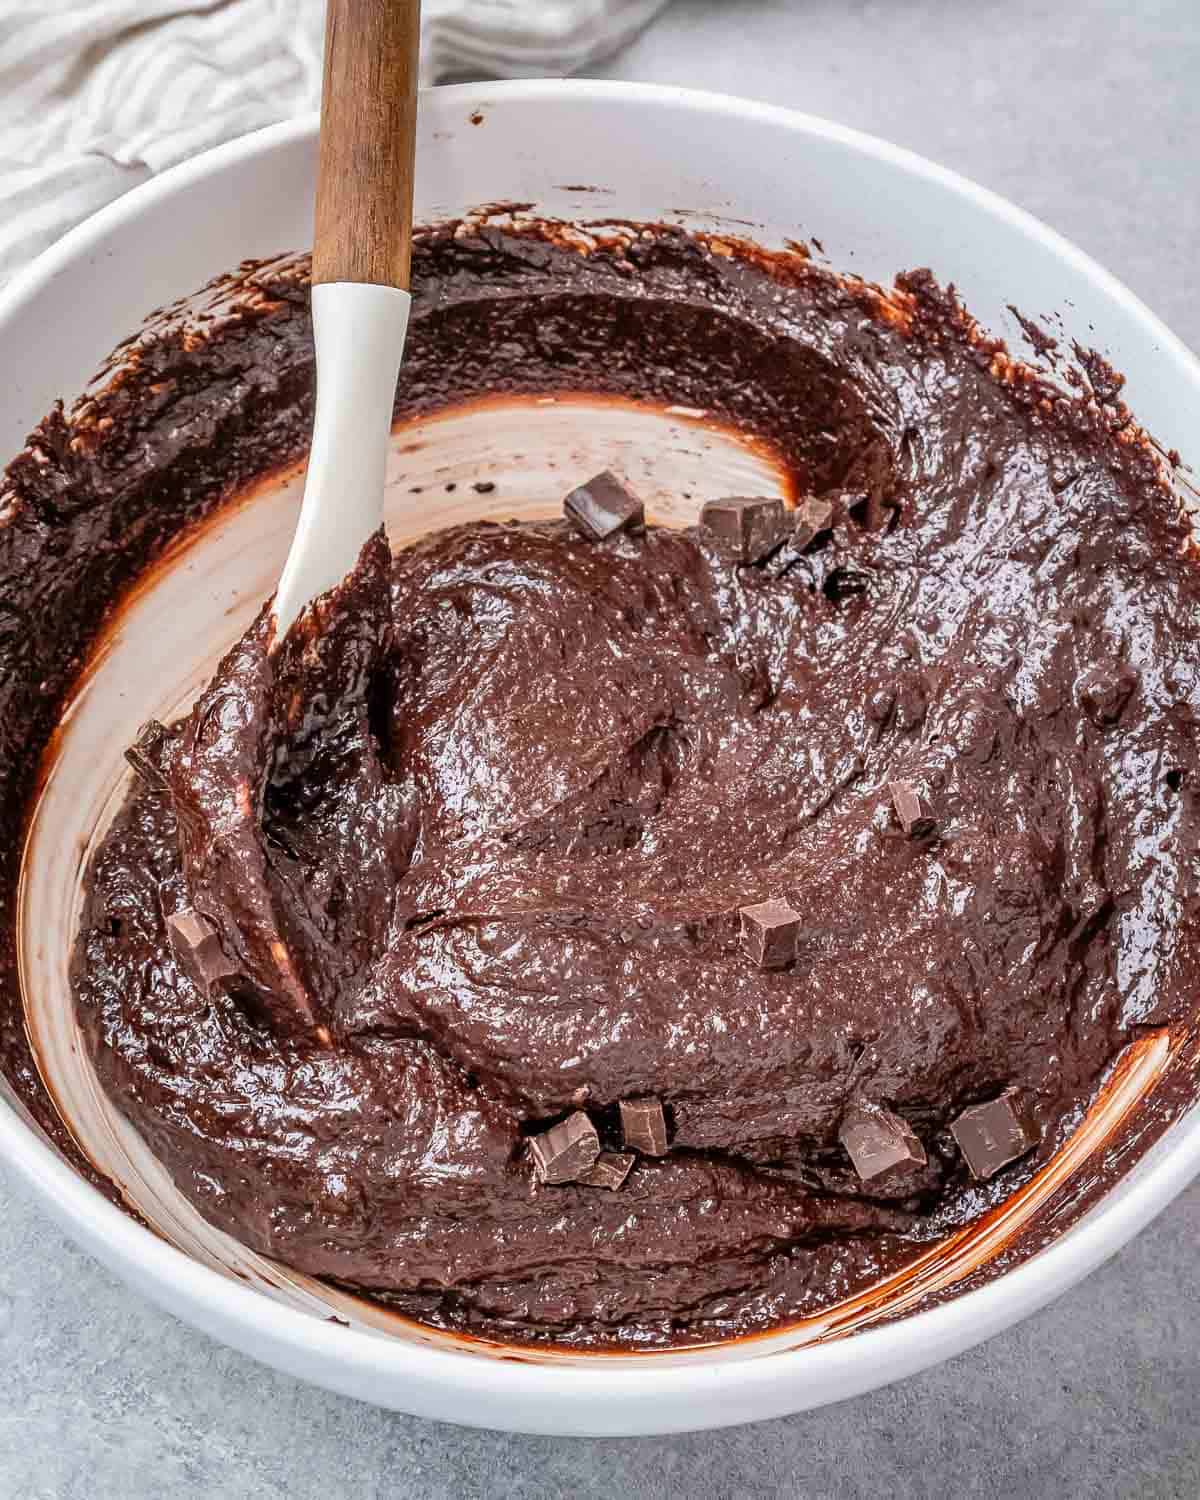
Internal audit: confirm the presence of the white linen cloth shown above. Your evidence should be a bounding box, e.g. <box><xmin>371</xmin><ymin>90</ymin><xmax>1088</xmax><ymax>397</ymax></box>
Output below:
<box><xmin>0</xmin><ymin>0</ymin><xmax>670</xmax><ymax>285</ymax></box>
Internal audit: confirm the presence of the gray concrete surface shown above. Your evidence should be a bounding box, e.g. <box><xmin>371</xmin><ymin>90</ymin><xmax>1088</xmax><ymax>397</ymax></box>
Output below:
<box><xmin>1</xmin><ymin>1</ymin><xmax>1198</xmax><ymax>1495</ymax></box>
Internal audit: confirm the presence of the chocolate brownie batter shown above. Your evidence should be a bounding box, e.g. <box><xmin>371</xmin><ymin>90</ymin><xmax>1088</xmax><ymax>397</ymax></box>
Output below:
<box><xmin>9</xmin><ymin>224</ymin><xmax>1199</xmax><ymax>1349</ymax></box>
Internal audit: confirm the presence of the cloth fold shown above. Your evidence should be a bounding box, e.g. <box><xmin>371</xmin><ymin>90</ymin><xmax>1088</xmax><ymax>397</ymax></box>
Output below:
<box><xmin>0</xmin><ymin>0</ymin><xmax>670</xmax><ymax>285</ymax></box>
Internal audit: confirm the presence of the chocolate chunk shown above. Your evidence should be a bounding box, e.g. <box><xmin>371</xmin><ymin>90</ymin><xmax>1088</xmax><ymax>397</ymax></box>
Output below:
<box><xmin>166</xmin><ymin>908</ymin><xmax>237</xmax><ymax>995</ymax></box>
<box><xmin>620</xmin><ymin>1096</ymin><xmax>669</xmax><ymax>1156</ymax></box>
<box><xmin>529</xmin><ymin>1110</ymin><xmax>601</xmax><ymax>1184</ymax></box>
<box><xmin>950</xmin><ymin>1088</ymin><xmax>1040</xmax><ymax>1179</ymax></box>
<box><xmin>125</xmin><ymin>719</ymin><xmax>169</xmax><ymax>789</ymax></box>
<box><xmin>839</xmin><ymin>1104</ymin><xmax>927</xmax><ymax>1181</ymax></box>
<box><xmin>700</xmin><ymin>496</ymin><xmax>789</xmax><ymax>563</ymax></box>
<box><xmin>793</xmin><ymin>495</ymin><xmax>834</xmax><ymax>548</ymax></box>
<box><xmin>739</xmin><ymin>898</ymin><xmax>802</xmax><ymax>969</ymax></box>
<box><xmin>577</xmin><ymin>1151</ymin><xmax>635</xmax><ymax>1190</ymax></box>
<box><xmin>887</xmin><ymin>779</ymin><xmax>936</xmax><ymax>838</ymax></box>
<box><xmin>1078</xmin><ymin>662</ymin><xmax>1137</xmax><ymax>725</ymax></box>
<box><xmin>563</xmin><ymin>471</ymin><xmax>644</xmax><ymax>540</ymax></box>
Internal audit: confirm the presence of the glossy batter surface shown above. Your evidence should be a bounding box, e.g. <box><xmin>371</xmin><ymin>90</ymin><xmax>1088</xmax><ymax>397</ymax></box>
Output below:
<box><xmin>63</xmin><ymin>228</ymin><xmax>1200</xmax><ymax>1348</ymax></box>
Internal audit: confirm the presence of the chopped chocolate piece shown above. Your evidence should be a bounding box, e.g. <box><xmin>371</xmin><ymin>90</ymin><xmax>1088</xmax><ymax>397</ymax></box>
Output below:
<box><xmin>888</xmin><ymin>779</ymin><xmax>921</xmax><ymax>829</ymax></box>
<box><xmin>793</xmin><ymin>495</ymin><xmax>835</xmax><ymax>548</ymax></box>
<box><xmin>839</xmin><ymin>1104</ymin><xmax>927</xmax><ymax>1181</ymax></box>
<box><xmin>699</xmin><ymin>496</ymin><xmax>789</xmax><ymax>563</ymax></box>
<box><xmin>739</xmin><ymin>898</ymin><xmax>802</xmax><ymax>969</ymax></box>
<box><xmin>529</xmin><ymin>1110</ymin><xmax>601</xmax><ymax>1184</ymax></box>
<box><xmin>125</xmin><ymin>719</ymin><xmax>169</xmax><ymax>789</ymax></box>
<box><xmin>1078</xmin><ymin>662</ymin><xmax>1137</xmax><ymax>725</ymax></box>
<box><xmin>887</xmin><ymin>779</ymin><xmax>935</xmax><ymax>838</ymax></box>
<box><xmin>166</xmin><ymin>908</ymin><xmax>238</xmax><ymax>995</ymax></box>
<box><xmin>563</xmin><ymin>470</ymin><xmax>644</xmax><ymax>540</ymax></box>
<box><xmin>620</xmin><ymin>1096</ymin><xmax>669</xmax><ymax>1156</ymax></box>
<box><xmin>577</xmin><ymin>1151</ymin><xmax>635</xmax><ymax>1190</ymax></box>
<box><xmin>951</xmin><ymin>1088</ymin><xmax>1040</xmax><ymax>1179</ymax></box>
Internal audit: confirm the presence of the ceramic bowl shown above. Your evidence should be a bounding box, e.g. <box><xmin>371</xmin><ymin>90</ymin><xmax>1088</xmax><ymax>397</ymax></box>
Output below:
<box><xmin>2</xmin><ymin>81</ymin><xmax>1198</xmax><ymax>1436</ymax></box>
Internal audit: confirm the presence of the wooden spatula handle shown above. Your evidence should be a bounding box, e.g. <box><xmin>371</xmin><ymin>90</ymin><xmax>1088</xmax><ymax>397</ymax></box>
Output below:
<box><xmin>312</xmin><ymin>0</ymin><xmax>421</xmax><ymax>290</ymax></box>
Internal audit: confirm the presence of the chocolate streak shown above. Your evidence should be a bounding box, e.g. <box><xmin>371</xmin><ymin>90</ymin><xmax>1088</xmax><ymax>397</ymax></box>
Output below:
<box><xmin>2</xmin><ymin>225</ymin><xmax>1198</xmax><ymax>1351</ymax></box>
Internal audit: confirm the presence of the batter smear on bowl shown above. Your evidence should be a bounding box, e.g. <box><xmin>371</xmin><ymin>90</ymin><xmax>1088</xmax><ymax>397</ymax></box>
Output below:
<box><xmin>36</xmin><ymin>224</ymin><xmax>1198</xmax><ymax>1348</ymax></box>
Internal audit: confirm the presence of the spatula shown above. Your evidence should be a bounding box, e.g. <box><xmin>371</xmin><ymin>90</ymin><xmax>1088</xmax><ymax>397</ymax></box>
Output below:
<box><xmin>272</xmin><ymin>0</ymin><xmax>421</xmax><ymax>637</ymax></box>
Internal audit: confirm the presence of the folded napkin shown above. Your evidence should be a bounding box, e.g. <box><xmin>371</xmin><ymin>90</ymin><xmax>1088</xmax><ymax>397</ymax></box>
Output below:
<box><xmin>0</xmin><ymin>0</ymin><xmax>670</xmax><ymax>286</ymax></box>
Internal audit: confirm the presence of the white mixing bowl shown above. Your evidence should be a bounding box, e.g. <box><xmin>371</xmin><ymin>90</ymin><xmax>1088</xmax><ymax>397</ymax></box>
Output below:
<box><xmin>1</xmin><ymin>81</ymin><xmax>1198</xmax><ymax>1437</ymax></box>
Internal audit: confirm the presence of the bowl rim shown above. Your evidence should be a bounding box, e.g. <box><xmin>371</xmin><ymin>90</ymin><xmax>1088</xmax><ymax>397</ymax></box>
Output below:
<box><xmin>2</xmin><ymin>76</ymin><xmax>1199</xmax><ymax>1418</ymax></box>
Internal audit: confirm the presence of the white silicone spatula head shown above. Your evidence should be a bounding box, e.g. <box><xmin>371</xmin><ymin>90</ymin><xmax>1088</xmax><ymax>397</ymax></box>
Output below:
<box><xmin>272</xmin><ymin>0</ymin><xmax>421</xmax><ymax>637</ymax></box>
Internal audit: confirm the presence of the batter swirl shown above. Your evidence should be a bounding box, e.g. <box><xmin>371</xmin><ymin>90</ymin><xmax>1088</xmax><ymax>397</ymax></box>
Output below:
<box><xmin>63</xmin><ymin>226</ymin><xmax>1200</xmax><ymax>1347</ymax></box>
